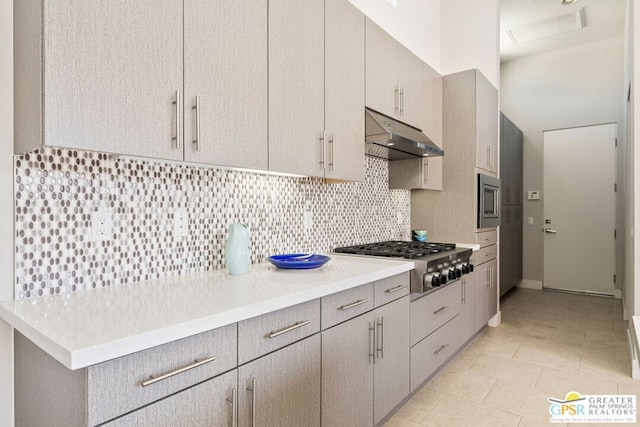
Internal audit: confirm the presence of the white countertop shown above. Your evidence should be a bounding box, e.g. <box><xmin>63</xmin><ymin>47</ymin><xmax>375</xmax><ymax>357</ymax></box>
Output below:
<box><xmin>0</xmin><ymin>255</ymin><xmax>413</xmax><ymax>370</ymax></box>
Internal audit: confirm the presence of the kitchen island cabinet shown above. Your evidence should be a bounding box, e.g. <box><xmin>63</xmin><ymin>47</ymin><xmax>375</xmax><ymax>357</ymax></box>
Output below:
<box><xmin>269</xmin><ymin>0</ymin><xmax>365</xmax><ymax>181</ymax></box>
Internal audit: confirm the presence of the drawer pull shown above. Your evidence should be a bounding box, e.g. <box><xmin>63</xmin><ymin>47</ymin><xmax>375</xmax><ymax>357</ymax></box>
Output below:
<box><xmin>434</xmin><ymin>344</ymin><xmax>449</xmax><ymax>355</ymax></box>
<box><xmin>339</xmin><ymin>299</ymin><xmax>369</xmax><ymax>311</ymax></box>
<box><xmin>141</xmin><ymin>356</ymin><xmax>216</xmax><ymax>387</ymax></box>
<box><xmin>384</xmin><ymin>284</ymin><xmax>408</xmax><ymax>294</ymax></box>
<box><xmin>268</xmin><ymin>320</ymin><xmax>311</xmax><ymax>338</ymax></box>
<box><xmin>226</xmin><ymin>387</ymin><xmax>238</xmax><ymax>427</ymax></box>
<box><xmin>433</xmin><ymin>306</ymin><xmax>449</xmax><ymax>315</ymax></box>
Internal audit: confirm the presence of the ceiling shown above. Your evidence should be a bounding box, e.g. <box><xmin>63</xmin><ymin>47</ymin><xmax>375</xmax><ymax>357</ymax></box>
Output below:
<box><xmin>500</xmin><ymin>0</ymin><xmax>627</xmax><ymax>63</ymax></box>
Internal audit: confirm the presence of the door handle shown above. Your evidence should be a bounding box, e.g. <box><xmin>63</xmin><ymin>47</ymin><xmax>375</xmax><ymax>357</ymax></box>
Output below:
<box><xmin>544</xmin><ymin>228</ymin><xmax>557</xmax><ymax>234</ymax></box>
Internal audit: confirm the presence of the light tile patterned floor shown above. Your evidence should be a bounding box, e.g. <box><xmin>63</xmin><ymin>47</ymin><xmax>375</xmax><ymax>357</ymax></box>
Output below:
<box><xmin>385</xmin><ymin>288</ymin><xmax>638</xmax><ymax>427</ymax></box>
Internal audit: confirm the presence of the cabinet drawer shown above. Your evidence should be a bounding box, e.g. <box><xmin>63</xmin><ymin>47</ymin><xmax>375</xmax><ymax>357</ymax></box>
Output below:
<box><xmin>238</xmin><ymin>299</ymin><xmax>320</xmax><ymax>365</ymax></box>
<box><xmin>87</xmin><ymin>324</ymin><xmax>237</xmax><ymax>426</ymax></box>
<box><xmin>410</xmin><ymin>315</ymin><xmax>461</xmax><ymax>392</ymax></box>
<box><xmin>321</xmin><ymin>283</ymin><xmax>374</xmax><ymax>329</ymax></box>
<box><xmin>410</xmin><ymin>281</ymin><xmax>461</xmax><ymax>346</ymax></box>
<box><xmin>471</xmin><ymin>244</ymin><xmax>497</xmax><ymax>265</ymax></box>
<box><xmin>475</xmin><ymin>229</ymin><xmax>497</xmax><ymax>248</ymax></box>
<box><xmin>374</xmin><ymin>272</ymin><xmax>410</xmax><ymax>307</ymax></box>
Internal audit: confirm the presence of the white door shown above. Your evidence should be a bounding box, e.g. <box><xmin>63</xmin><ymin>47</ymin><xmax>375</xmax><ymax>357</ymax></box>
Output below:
<box><xmin>543</xmin><ymin>123</ymin><xmax>616</xmax><ymax>294</ymax></box>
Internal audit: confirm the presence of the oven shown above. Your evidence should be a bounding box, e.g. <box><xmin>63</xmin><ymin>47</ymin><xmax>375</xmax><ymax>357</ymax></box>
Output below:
<box><xmin>477</xmin><ymin>173</ymin><xmax>501</xmax><ymax>228</ymax></box>
<box><xmin>333</xmin><ymin>241</ymin><xmax>473</xmax><ymax>295</ymax></box>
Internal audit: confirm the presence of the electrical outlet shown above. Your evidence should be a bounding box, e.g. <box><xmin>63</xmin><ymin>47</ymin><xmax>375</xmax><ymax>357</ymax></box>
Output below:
<box><xmin>304</xmin><ymin>201</ymin><xmax>313</xmax><ymax>231</ymax></box>
<box><xmin>91</xmin><ymin>211</ymin><xmax>113</xmax><ymax>241</ymax></box>
<box><xmin>174</xmin><ymin>209</ymin><xmax>188</xmax><ymax>237</ymax></box>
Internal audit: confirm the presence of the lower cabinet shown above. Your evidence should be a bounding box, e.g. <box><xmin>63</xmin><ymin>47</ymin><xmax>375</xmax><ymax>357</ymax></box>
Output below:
<box><xmin>459</xmin><ymin>271</ymin><xmax>478</xmax><ymax>343</ymax></box>
<box><xmin>322</xmin><ymin>296</ymin><xmax>410</xmax><ymax>426</ymax></box>
<box><xmin>475</xmin><ymin>259</ymin><xmax>498</xmax><ymax>330</ymax></box>
<box><xmin>103</xmin><ymin>370</ymin><xmax>237</xmax><ymax>427</ymax></box>
<box><xmin>239</xmin><ymin>334</ymin><xmax>321</xmax><ymax>427</ymax></box>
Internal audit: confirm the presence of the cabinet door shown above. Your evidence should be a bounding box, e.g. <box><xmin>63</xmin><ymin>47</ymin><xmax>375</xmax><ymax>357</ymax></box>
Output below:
<box><xmin>423</xmin><ymin>158</ymin><xmax>443</xmax><ymax>191</ymax></box>
<box><xmin>475</xmin><ymin>71</ymin><xmax>499</xmax><ymax>173</ymax></box>
<box><xmin>322</xmin><ymin>314</ymin><xmax>374</xmax><ymax>427</ymax></box>
<box><xmin>324</xmin><ymin>0</ymin><xmax>365</xmax><ymax>182</ymax></box>
<box><xmin>43</xmin><ymin>0</ymin><xmax>183</xmax><ymax>160</ymax></box>
<box><xmin>373</xmin><ymin>296</ymin><xmax>410</xmax><ymax>425</ymax></box>
<box><xmin>460</xmin><ymin>273</ymin><xmax>478</xmax><ymax>342</ymax></box>
<box><xmin>239</xmin><ymin>335</ymin><xmax>321</xmax><ymax>427</ymax></box>
<box><xmin>474</xmin><ymin>262</ymin><xmax>490</xmax><ymax>330</ymax></box>
<box><xmin>269</xmin><ymin>0</ymin><xmax>325</xmax><ymax>177</ymax></box>
<box><xmin>397</xmin><ymin>45</ymin><xmax>426</xmax><ymax>129</ymax></box>
<box><xmin>103</xmin><ymin>370</ymin><xmax>237</xmax><ymax>427</ymax></box>
<box><xmin>423</xmin><ymin>63</ymin><xmax>443</xmax><ymax>147</ymax></box>
<box><xmin>365</xmin><ymin>19</ymin><xmax>398</xmax><ymax>118</ymax></box>
<box><xmin>183</xmin><ymin>0</ymin><xmax>268</xmax><ymax>169</ymax></box>
<box><xmin>488</xmin><ymin>259</ymin><xmax>499</xmax><ymax>319</ymax></box>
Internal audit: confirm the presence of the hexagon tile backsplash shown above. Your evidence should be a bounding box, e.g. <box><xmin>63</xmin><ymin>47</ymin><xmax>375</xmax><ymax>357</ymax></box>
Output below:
<box><xmin>14</xmin><ymin>148</ymin><xmax>411</xmax><ymax>299</ymax></box>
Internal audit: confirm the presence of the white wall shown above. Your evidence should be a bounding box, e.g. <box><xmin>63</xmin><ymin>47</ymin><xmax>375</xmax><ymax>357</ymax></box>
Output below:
<box><xmin>349</xmin><ymin>0</ymin><xmax>441</xmax><ymax>70</ymax></box>
<box><xmin>440</xmin><ymin>0</ymin><xmax>500</xmax><ymax>88</ymax></box>
<box><xmin>1</xmin><ymin>0</ymin><xmax>14</xmax><ymax>425</ymax></box>
<box><xmin>501</xmin><ymin>37</ymin><xmax>625</xmax><ymax>284</ymax></box>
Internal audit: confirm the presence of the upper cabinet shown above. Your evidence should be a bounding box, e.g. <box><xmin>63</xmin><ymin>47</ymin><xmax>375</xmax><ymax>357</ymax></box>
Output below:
<box><xmin>475</xmin><ymin>71</ymin><xmax>499</xmax><ymax>174</ymax></box>
<box><xmin>15</xmin><ymin>0</ymin><xmax>269</xmax><ymax>169</ymax></box>
<box><xmin>183</xmin><ymin>0</ymin><xmax>268</xmax><ymax>170</ymax></box>
<box><xmin>269</xmin><ymin>0</ymin><xmax>365</xmax><ymax>181</ymax></box>
<box><xmin>365</xmin><ymin>20</ymin><xmax>427</xmax><ymax>132</ymax></box>
<box><xmin>15</xmin><ymin>0</ymin><xmax>185</xmax><ymax>161</ymax></box>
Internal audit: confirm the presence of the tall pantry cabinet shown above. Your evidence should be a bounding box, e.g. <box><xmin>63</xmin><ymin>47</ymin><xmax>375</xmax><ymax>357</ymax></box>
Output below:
<box><xmin>411</xmin><ymin>69</ymin><xmax>500</xmax><ymax>324</ymax></box>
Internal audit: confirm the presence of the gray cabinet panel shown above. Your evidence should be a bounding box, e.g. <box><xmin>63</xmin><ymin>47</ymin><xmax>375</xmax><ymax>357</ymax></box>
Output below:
<box><xmin>268</xmin><ymin>0</ymin><xmax>325</xmax><ymax>176</ymax></box>
<box><xmin>365</xmin><ymin>19</ymin><xmax>398</xmax><ymax>119</ymax></box>
<box><xmin>40</xmin><ymin>0</ymin><xmax>184</xmax><ymax>160</ymax></box>
<box><xmin>410</xmin><ymin>281</ymin><xmax>461</xmax><ymax>346</ymax></box>
<box><xmin>476</xmin><ymin>71</ymin><xmax>499</xmax><ymax>173</ymax></box>
<box><xmin>397</xmin><ymin>45</ymin><xmax>426</xmax><ymax>129</ymax></box>
<box><xmin>373</xmin><ymin>272</ymin><xmax>410</xmax><ymax>307</ymax></box>
<box><xmin>103</xmin><ymin>370</ymin><xmax>237</xmax><ymax>427</ymax></box>
<box><xmin>183</xmin><ymin>0</ymin><xmax>268</xmax><ymax>169</ymax></box>
<box><xmin>88</xmin><ymin>324</ymin><xmax>237</xmax><ymax>426</ymax></box>
<box><xmin>239</xmin><ymin>335</ymin><xmax>321</xmax><ymax>427</ymax></box>
<box><xmin>238</xmin><ymin>299</ymin><xmax>320</xmax><ymax>365</ymax></box>
<box><xmin>325</xmin><ymin>0</ymin><xmax>365</xmax><ymax>182</ymax></box>
<box><xmin>322</xmin><ymin>313</ymin><xmax>374</xmax><ymax>427</ymax></box>
<box><xmin>460</xmin><ymin>273</ymin><xmax>479</xmax><ymax>342</ymax></box>
<box><xmin>373</xmin><ymin>297</ymin><xmax>410</xmax><ymax>425</ymax></box>
<box><xmin>321</xmin><ymin>283</ymin><xmax>374</xmax><ymax>330</ymax></box>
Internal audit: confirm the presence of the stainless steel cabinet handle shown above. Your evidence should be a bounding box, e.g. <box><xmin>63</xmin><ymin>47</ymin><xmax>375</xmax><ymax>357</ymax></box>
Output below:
<box><xmin>433</xmin><ymin>306</ymin><xmax>449</xmax><ymax>315</ymax></box>
<box><xmin>339</xmin><ymin>299</ymin><xmax>369</xmax><ymax>311</ymax></box>
<box><xmin>192</xmin><ymin>96</ymin><xmax>201</xmax><ymax>152</ymax></box>
<box><xmin>328</xmin><ymin>133</ymin><xmax>335</xmax><ymax>171</ymax></box>
<box><xmin>461</xmin><ymin>278</ymin><xmax>466</xmax><ymax>304</ymax></box>
<box><xmin>376</xmin><ymin>317</ymin><xmax>384</xmax><ymax>359</ymax></box>
<box><xmin>247</xmin><ymin>379</ymin><xmax>257</xmax><ymax>427</ymax></box>
<box><xmin>385</xmin><ymin>284</ymin><xmax>408</xmax><ymax>294</ymax></box>
<box><xmin>544</xmin><ymin>228</ymin><xmax>557</xmax><ymax>234</ymax></box>
<box><xmin>487</xmin><ymin>146</ymin><xmax>491</xmax><ymax>167</ymax></box>
<box><xmin>319</xmin><ymin>131</ymin><xmax>326</xmax><ymax>169</ymax></box>
<box><xmin>172</xmin><ymin>90</ymin><xmax>181</xmax><ymax>149</ymax></box>
<box><xmin>226</xmin><ymin>388</ymin><xmax>238</xmax><ymax>427</ymax></box>
<box><xmin>400</xmin><ymin>87</ymin><xmax>406</xmax><ymax>115</ymax></box>
<box><xmin>141</xmin><ymin>356</ymin><xmax>216</xmax><ymax>387</ymax></box>
<box><xmin>368</xmin><ymin>322</ymin><xmax>376</xmax><ymax>364</ymax></box>
<box><xmin>486</xmin><ymin>268</ymin><xmax>490</xmax><ymax>288</ymax></box>
<box><xmin>268</xmin><ymin>320</ymin><xmax>310</xmax><ymax>338</ymax></box>
<box><xmin>423</xmin><ymin>159</ymin><xmax>429</xmax><ymax>185</ymax></box>
<box><xmin>395</xmin><ymin>85</ymin><xmax>400</xmax><ymax>114</ymax></box>
<box><xmin>434</xmin><ymin>344</ymin><xmax>449</xmax><ymax>355</ymax></box>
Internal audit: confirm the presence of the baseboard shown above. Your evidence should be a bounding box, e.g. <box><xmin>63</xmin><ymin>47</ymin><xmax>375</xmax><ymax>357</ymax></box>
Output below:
<box><xmin>516</xmin><ymin>280</ymin><xmax>543</xmax><ymax>290</ymax></box>
<box><xmin>621</xmin><ymin>291</ymin><xmax>628</xmax><ymax>321</ymax></box>
<box><xmin>627</xmin><ymin>324</ymin><xmax>640</xmax><ymax>379</ymax></box>
<box><xmin>488</xmin><ymin>311</ymin><xmax>501</xmax><ymax>327</ymax></box>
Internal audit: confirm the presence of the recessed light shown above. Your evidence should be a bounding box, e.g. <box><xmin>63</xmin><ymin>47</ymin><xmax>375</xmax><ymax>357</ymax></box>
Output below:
<box><xmin>561</xmin><ymin>0</ymin><xmax>578</xmax><ymax>5</ymax></box>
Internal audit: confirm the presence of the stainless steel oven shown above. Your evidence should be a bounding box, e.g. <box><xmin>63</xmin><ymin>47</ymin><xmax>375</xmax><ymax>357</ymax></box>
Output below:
<box><xmin>478</xmin><ymin>173</ymin><xmax>501</xmax><ymax>228</ymax></box>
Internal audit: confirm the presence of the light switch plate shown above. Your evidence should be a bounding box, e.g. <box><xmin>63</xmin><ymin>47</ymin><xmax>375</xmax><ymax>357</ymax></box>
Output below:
<box><xmin>527</xmin><ymin>191</ymin><xmax>540</xmax><ymax>200</ymax></box>
<box><xmin>174</xmin><ymin>209</ymin><xmax>188</xmax><ymax>237</ymax></box>
<box><xmin>527</xmin><ymin>217</ymin><xmax>534</xmax><ymax>226</ymax></box>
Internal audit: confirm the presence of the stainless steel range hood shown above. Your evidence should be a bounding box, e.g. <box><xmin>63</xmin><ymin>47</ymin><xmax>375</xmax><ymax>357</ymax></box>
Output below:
<box><xmin>365</xmin><ymin>108</ymin><xmax>444</xmax><ymax>160</ymax></box>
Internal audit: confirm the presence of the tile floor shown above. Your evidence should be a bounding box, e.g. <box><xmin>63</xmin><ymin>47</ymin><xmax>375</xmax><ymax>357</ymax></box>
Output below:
<box><xmin>385</xmin><ymin>288</ymin><xmax>639</xmax><ymax>427</ymax></box>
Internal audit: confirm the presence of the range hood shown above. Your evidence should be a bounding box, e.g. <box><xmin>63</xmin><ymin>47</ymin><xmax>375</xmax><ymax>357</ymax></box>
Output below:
<box><xmin>365</xmin><ymin>108</ymin><xmax>444</xmax><ymax>160</ymax></box>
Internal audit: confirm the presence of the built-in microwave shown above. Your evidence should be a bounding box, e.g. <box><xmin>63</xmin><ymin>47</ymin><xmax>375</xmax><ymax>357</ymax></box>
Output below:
<box><xmin>478</xmin><ymin>173</ymin><xmax>501</xmax><ymax>228</ymax></box>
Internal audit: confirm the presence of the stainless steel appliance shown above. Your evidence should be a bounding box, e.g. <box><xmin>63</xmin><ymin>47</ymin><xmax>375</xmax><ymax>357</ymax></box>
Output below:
<box><xmin>334</xmin><ymin>241</ymin><xmax>473</xmax><ymax>295</ymax></box>
<box><xmin>477</xmin><ymin>173</ymin><xmax>501</xmax><ymax>228</ymax></box>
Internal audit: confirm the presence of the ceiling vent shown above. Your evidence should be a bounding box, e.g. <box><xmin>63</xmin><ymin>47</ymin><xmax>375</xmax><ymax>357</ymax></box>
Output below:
<box><xmin>505</xmin><ymin>7</ymin><xmax>585</xmax><ymax>45</ymax></box>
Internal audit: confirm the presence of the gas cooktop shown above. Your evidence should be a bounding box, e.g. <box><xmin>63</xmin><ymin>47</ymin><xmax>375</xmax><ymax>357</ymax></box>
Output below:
<box><xmin>333</xmin><ymin>241</ymin><xmax>456</xmax><ymax>259</ymax></box>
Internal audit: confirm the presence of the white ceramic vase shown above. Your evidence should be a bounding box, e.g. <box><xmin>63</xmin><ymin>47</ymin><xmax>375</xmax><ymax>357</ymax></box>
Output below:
<box><xmin>226</xmin><ymin>223</ymin><xmax>250</xmax><ymax>275</ymax></box>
